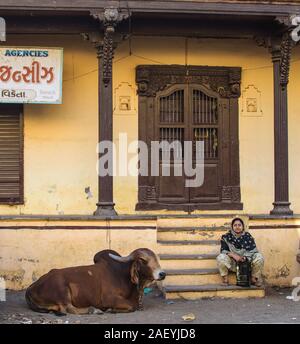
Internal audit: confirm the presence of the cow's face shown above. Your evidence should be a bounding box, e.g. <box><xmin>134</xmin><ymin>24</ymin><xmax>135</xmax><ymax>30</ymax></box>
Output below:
<box><xmin>108</xmin><ymin>248</ymin><xmax>166</xmax><ymax>285</ymax></box>
<box><xmin>134</xmin><ymin>249</ymin><xmax>166</xmax><ymax>283</ymax></box>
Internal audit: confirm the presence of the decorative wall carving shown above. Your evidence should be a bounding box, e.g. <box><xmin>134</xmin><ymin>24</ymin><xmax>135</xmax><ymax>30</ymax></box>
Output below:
<box><xmin>231</xmin><ymin>186</ymin><xmax>241</xmax><ymax>203</ymax></box>
<box><xmin>280</xmin><ymin>32</ymin><xmax>292</xmax><ymax>86</ymax></box>
<box><xmin>222</xmin><ymin>186</ymin><xmax>241</xmax><ymax>203</ymax></box>
<box><xmin>102</xmin><ymin>28</ymin><xmax>114</xmax><ymax>86</ymax></box>
<box><xmin>136</xmin><ymin>65</ymin><xmax>241</xmax><ymax>98</ymax></box>
<box><xmin>241</xmin><ymin>85</ymin><xmax>263</xmax><ymax>117</ymax></box>
<box><xmin>139</xmin><ymin>186</ymin><xmax>157</xmax><ymax>202</ymax></box>
<box><xmin>90</xmin><ymin>8</ymin><xmax>130</xmax><ymax>26</ymax></box>
<box><xmin>114</xmin><ymin>82</ymin><xmax>136</xmax><ymax>115</ymax></box>
<box><xmin>221</xmin><ymin>186</ymin><xmax>232</xmax><ymax>201</ymax></box>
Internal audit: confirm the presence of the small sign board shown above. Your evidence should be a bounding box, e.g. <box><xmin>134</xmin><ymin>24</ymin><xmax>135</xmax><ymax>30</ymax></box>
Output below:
<box><xmin>0</xmin><ymin>46</ymin><xmax>63</xmax><ymax>104</ymax></box>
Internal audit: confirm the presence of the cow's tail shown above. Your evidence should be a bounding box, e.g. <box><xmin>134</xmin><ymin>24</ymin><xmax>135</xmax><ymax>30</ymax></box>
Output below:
<box><xmin>25</xmin><ymin>288</ymin><xmax>49</xmax><ymax>313</ymax></box>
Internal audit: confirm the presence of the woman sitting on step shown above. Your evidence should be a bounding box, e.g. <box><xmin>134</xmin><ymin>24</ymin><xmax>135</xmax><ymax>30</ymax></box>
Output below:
<box><xmin>216</xmin><ymin>217</ymin><xmax>264</xmax><ymax>287</ymax></box>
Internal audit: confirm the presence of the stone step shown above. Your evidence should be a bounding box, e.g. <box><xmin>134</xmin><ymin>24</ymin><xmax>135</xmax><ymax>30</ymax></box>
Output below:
<box><xmin>164</xmin><ymin>268</ymin><xmax>235</xmax><ymax>285</ymax></box>
<box><xmin>164</xmin><ymin>284</ymin><xmax>265</xmax><ymax>299</ymax></box>
<box><xmin>159</xmin><ymin>254</ymin><xmax>218</xmax><ymax>259</ymax></box>
<box><xmin>158</xmin><ymin>240</ymin><xmax>220</xmax><ymax>255</ymax></box>
<box><xmin>157</xmin><ymin>227</ymin><xmax>227</xmax><ymax>241</ymax></box>
<box><xmin>159</xmin><ymin>253</ymin><xmax>218</xmax><ymax>270</ymax></box>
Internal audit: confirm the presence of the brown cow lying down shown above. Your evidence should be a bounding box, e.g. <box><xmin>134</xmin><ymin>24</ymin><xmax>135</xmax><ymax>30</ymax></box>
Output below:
<box><xmin>25</xmin><ymin>248</ymin><xmax>166</xmax><ymax>315</ymax></box>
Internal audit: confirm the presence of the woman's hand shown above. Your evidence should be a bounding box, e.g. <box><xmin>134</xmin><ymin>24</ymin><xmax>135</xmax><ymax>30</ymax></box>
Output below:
<box><xmin>228</xmin><ymin>253</ymin><xmax>245</xmax><ymax>262</ymax></box>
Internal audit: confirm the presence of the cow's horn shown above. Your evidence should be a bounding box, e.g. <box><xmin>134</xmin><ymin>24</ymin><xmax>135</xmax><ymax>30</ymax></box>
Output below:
<box><xmin>109</xmin><ymin>253</ymin><xmax>133</xmax><ymax>262</ymax></box>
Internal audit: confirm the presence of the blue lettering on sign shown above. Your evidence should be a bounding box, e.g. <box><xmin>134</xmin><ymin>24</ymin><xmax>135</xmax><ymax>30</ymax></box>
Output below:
<box><xmin>4</xmin><ymin>50</ymin><xmax>49</xmax><ymax>57</ymax></box>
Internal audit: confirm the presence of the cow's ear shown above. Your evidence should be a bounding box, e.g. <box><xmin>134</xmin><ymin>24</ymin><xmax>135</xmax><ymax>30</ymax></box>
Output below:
<box><xmin>138</xmin><ymin>257</ymin><xmax>147</xmax><ymax>265</ymax></box>
<box><xmin>130</xmin><ymin>261</ymin><xmax>139</xmax><ymax>285</ymax></box>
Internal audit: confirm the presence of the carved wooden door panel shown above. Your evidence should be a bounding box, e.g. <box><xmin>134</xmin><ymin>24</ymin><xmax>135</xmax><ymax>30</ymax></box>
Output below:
<box><xmin>189</xmin><ymin>85</ymin><xmax>222</xmax><ymax>203</ymax></box>
<box><xmin>136</xmin><ymin>65</ymin><xmax>243</xmax><ymax>211</ymax></box>
<box><xmin>155</xmin><ymin>85</ymin><xmax>189</xmax><ymax>204</ymax></box>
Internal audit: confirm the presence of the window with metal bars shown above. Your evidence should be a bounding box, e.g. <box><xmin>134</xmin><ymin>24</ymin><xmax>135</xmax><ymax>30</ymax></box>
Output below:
<box><xmin>159</xmin><ymin>89</ymin><xmax>185</xmax><ymax>161</ymax></box>
<box><xmin>159</xmin><ymin>90</ymin><xmax>184</xmax><ymax>123</ymax></box>
<box><xmin>192</xmin><ymin>89</ymin><xmax>218</xmax><ymax>160</ymax></box>
<box><xmin>193</xmin><ymin>89</ymin><xmax>218</xmax><ymax>125</ymax></box>
<box><xmin>159</xmin><ymin>127</ymin><xmax>184</xmax><ymax>160</ymax></box>
<box><xmin>0</xmin><ymin>104</ymin><xmax>23</xmax><ymax>204</ymax></box>
<box><xmin>193</xmin><ymin>128</ymin><xmax>218</xmax><ymax>159</ymax></box>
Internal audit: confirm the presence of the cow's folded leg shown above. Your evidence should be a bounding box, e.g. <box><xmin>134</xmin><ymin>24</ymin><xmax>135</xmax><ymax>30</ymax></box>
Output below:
<box><xmin>88</xmin><ymin>307</ymin><xmax>104</xmax><ymax>315</ymax></box>
<box><xmin>47</xmin><ymin>304</ymin><xmax>67</xmax><ymax>316</ymax></box>
<box><xmin>66</xmin><ymin>304</ymin><xmax>90</xmax><ymax>315</ymax></box>
<box><xmin>106</xmin><ymin>300</ymin><xmax>136</xmax><ymax>313</ymax></box>
<box><xmin>109</xmin><ymin>308</ymin><xmax>135</xmax><ymax>313</ymax></box>
<box><xmin>53</xmin><ymin>309</ymin><xmax>67</xmax><ymax>316</ymax></box>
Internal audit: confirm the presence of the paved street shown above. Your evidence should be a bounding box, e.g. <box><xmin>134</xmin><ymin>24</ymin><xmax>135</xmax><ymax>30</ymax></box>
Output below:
<box><xmin>0</xmin><ymin>287</ymin><xmax>299</xmax><ymax>324</ymax></box>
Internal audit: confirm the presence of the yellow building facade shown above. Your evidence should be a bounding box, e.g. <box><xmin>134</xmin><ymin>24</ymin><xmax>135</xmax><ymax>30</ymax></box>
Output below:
<box><xmin>0</xmin><ymin>1</ymin><xmax>300</xmax><ymax>297</ymax></box>
<box><xmin>0</xmin><ymin>35</ymin><xmax>299</xmax><ymax>215</ymax></box>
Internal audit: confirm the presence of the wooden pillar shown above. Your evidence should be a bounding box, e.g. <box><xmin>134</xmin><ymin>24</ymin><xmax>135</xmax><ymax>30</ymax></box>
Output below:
<box><xmin>270</xmin><ymin>33</ymin><xmax>293</xmax><ymax>215</ymax></box>
<box><xmin>94</xmin><ymin>34</ymin><xmax>116</xmax><ymax>216</ymax></box>
<box><xmin>87</xmin><ymin>9</ymin><xmax>129</xmax><ymax>216</ymax></box>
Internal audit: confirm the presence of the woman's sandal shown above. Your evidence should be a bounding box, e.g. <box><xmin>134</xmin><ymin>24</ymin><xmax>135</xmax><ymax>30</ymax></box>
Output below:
<box><xmin>251</xmin><ymin>277</ymin><xmax>263</xmax><ymax>287</ymax></box>
<box><xmin>222</xmin><ymin>276</ymin><xmax>229</xmax><ymax>285</ymax></box>
<box><xmin>254</xmin><ymin>279</ymin><xmax>263</xmax><ymax>287</ymax></box>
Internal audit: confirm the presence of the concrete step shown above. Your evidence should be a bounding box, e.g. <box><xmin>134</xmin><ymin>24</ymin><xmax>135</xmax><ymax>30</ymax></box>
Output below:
<box><xmin>157</xmin><ymin>227</ymin><xmax>227</xmax><ymax>242</ymax></box>
<box><xmin>164</xmin><ymin>284</ymin><xmax>265</xmax><ymax>299</ymax></box>
<box><xmin>159</xmin><ymin>254</ymin><xmax>218</xmax><ymax>270</ymax></box>
<box><xmin>158</xmin><ymin>240</ymin><xmax>220</xmax><ymax>255</ymax></box>
<box><xmin>164</xmin><ymin>268</ymin><xmax>236</xmax><ymax>286</ymax></box>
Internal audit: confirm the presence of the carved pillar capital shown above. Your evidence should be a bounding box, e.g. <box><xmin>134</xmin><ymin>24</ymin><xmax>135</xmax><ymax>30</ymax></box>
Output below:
<box><xmin>86</xmin><ymin>8</ymin><xmax>130</xmax><ymax>87</ymax></box>
<box><xmin>270</xmin><ymin>33</ymin><xmax>293</xmax><ymax>87</ymax></box>
<box><xmin>254</xmin><ymin>33</ymin><xmax>293</xmax><ymax>88</ymax></box>
<box><xmin>274</xmin><ymin>15</ymin><xmax>293</xmax><ymax>28</ymax></box>
<box><xmin>90</xmin><ymin>7</ymin><xmax>130</xmax><ymax>30</ymax></box>
<box><xmin>82</xmin><ymin>32</ymin><xmax>104</xmax><ymax>57</ymax></box>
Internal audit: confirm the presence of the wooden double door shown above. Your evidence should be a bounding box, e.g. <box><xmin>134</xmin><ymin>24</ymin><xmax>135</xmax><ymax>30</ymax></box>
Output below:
<box><xmin>136</xmin><ymin>65</ymin><xmax>242</xmax><ymax>211</ymax></box>
<box><xmin>156</xmin><ymin>84</ymin><xmax>220</xmax><ymax>205</ymax></box>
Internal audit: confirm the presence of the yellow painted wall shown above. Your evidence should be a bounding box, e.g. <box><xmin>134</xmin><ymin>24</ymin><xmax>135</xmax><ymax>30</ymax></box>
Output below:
<box><xmin>250</xmin><ymin>227</ymin><xmax>300</xmax><ymax>286</ymax></box>
<box><xmin>0</xmin><ymin>218</ymin><xmax>299</xmax><ymax>290</ymax></box>
<box><xmin>0</xmin><ymin>220</ymin><xmax>157</xmax><ymax>290</ymax></box>
<box><xmin>0</xmin><ymin>35</ymin><xmax>299</xmax><ymax>214</ymax></box>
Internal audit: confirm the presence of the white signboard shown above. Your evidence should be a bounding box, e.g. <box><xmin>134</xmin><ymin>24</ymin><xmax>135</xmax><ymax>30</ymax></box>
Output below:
<box><xmin>0</xmin><ymin>47</ymin><xmax>63</xmax><ymax>104</ymax></box>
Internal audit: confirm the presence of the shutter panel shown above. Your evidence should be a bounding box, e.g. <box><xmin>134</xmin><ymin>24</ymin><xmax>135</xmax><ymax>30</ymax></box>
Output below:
<box><xmin>0</xmin><ymin>104</ymin><xmax>23</xmax><ymax>204</ymax></box>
